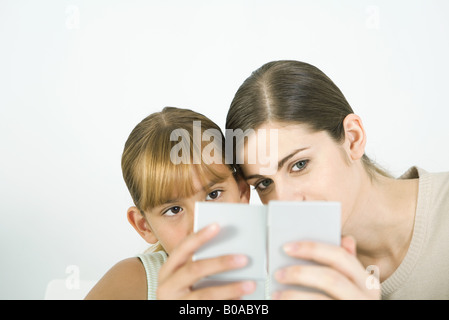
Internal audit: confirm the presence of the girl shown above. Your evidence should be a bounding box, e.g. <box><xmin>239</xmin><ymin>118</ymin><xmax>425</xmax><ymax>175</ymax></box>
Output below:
<box><xmin>225</xmin><ymin>60</ymin><xmax>449</xmax><ymax>300</ymax></box>
<box><xmin>85</xmin><ymin>107</ymin><xmax>255</xmax><ymax>299</ymax></box>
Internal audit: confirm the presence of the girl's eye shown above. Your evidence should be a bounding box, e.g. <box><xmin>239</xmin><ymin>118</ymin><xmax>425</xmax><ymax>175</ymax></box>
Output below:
<box><xmin>206</xmin><ymin>190</ymin><xmax>222</xmax><ymax>201</ymax></box>
<box><xmin>291</xmin><ymin>160</ymin><xmax>309</xmax><ymax>172</ymax></box>
<box><xmin>163</xmin><ymin>206</ymin><xmax>183</xmax><ymax>216</ymax></box>
<box><xmin>254</xmin><ymin>178</ymin><xmax>273</xmax><ymax>191</ymax></box>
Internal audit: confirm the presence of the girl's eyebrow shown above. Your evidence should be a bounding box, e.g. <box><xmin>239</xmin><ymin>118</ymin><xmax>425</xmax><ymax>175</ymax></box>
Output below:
<box><xmin>203</xmin><ymin>181</ymin><xmax>216</xmax><ymax>191</ymax></box>
<box><xmin>244</xmin><ymin>147</ymin><xmax>310</xmax><ymax>181</ymax></box>
<box><xmin>163</xmin><ymin>198</ymin><xmax>180</xmax><ymax>204</ymax></box>
<box><xmin>201</xmin><ymin>180</ymin><xmax>224</xmax><ymax>192</ymax></box>
<box><xmin>162</xmin><ymin>180</ymin><xmax>224</xmax><ymax>205</ymax></box>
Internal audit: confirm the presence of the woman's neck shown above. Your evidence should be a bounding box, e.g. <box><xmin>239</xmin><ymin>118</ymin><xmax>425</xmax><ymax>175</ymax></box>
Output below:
<box><xmin>343</xmin><ymin>170</ymin><xmax>419</xmax><ymax>282</ymax></box>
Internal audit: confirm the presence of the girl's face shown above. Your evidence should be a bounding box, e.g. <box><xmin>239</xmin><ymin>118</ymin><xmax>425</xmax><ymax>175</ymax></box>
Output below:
<box><xmin>143</xmin><ymin>165</ymin><xmax>250</xmax><ymax>254</ymax></box>
<box><xmin>240</xmin><ymin>122</ymin><xmax>363</xmax><ymax>225</ymax></box>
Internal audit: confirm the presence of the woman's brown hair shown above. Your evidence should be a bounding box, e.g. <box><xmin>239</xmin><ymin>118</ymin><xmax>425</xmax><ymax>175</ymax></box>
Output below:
<box><xmin>225</xmin><ymin>60</ymin><xmax>390</xmax><ymax>178</ymax></box>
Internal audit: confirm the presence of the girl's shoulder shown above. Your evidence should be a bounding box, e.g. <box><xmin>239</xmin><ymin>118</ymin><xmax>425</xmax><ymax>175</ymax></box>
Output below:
<box><xmin>136</xmin><ymin>250</ymin><xmax>168</xmax><ymax>299</ymax></box>
<box><xmin>85</xmin><ymin>257</ymin><xmax>147</xmax><ymax>300</ymax></box>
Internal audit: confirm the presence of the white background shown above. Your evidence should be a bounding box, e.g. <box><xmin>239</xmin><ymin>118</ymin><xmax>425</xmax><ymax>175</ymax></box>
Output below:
<box><xmin>1</xmin><ymin>0</ymin><xmax>448</xmax><ymax>299</ymax></box>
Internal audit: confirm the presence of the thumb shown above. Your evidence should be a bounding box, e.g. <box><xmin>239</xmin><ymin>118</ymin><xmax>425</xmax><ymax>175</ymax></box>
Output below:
<box><xmin>341</xmin><ymin>234</ymin><xmax>357</xmax><ymax>256</ymax></box>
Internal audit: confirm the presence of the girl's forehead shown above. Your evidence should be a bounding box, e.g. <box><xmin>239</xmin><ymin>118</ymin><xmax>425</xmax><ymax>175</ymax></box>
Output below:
<box><xmin>191</xmin><ymin>164</ymin><xmax>234</xmax><ymax>189</ymax></box>
<box><xmin>158</xmin><ymin>163</ymin><xmax>233</xmax><ymax>204</ymax></box>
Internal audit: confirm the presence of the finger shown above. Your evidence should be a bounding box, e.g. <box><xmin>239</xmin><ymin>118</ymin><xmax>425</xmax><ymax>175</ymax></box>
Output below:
<box><xmin>275</xmin><ymin>265</ymin><xmax>364</xmax><ymax>300</ymax></box>
<box><xmin>159</xmin><ymin>223</ymin><xmax>220</xmax><ymax>280</ymax></box>
<box><xmin>185</xmin><ymin>280</ymin><xmax>257</xmax><ymax>300</ymax></box>
<box><xmin>341</xmin><ymin>235</ymin><xmax>357</xmax><ymax>256</ymax></box>
<box><xmin>160</xmin><ymin>254</ymin><xmax>249</xmax><ymax>294</ymax></box>
<box><xmin>283</xmin><ymin>241</ymin><xmax>367</xmax><ymax>290</ymax></box>
<box><xmin>272</xmin><ymin>289</ymin><xmax>331</xmax><ymax>300</ymax></box>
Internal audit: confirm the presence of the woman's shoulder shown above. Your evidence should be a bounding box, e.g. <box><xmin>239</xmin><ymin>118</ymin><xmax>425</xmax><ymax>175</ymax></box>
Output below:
<box><xmin>401</xmin><ymin>166</ymin><xmax>449</xmax><ymax>186</ymax></box>
<box><xmin>84</xmin><ymin>257</ymin><xmax>147</xmax><ymax>300</ymax></box>
<box><xmin>404</xmin><ymin>167</ymin><xmax>449</xmax><ymax>222</ymax></box>
<box><xmin>399</xmin><ymin>166</ymin><xmax>449</xmax><ymax>216</ymax></box>
<box><xmin>414</xmin><ymin>167</ymin><xmax>449</xmax><ymax>196</ymax></box>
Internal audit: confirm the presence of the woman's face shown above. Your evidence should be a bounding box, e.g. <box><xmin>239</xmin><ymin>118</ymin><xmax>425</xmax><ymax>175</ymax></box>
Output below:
<box><xmin>144</xmin><ymin>165</ymin><xmax>249</xmax><ymax>254</ymax></box>
<box><xmin>240</xmin><ymin>122</ymin><xmax>361</xmax><ymax>224</ymax></box>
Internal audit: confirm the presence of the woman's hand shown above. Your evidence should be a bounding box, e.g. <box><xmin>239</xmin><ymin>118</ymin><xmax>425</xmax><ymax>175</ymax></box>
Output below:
<box><xmin>272</xmin><ymin>235</ymin><xmax>381</xmax><ymax>300</ymax></box>
<box><xmin>156</xmin><ymin>223</ymin><xmax>256</xmax><ymax>300</ymax></box>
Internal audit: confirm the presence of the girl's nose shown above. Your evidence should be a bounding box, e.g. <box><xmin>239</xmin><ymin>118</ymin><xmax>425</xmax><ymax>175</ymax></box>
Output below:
<box><xmin>186</xmin><ymin>223</ymin><xmax>194</xmax><ymax>237</ymax></box>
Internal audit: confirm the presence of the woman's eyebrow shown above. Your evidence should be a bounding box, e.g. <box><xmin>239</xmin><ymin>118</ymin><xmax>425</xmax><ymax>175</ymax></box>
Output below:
<box><xmin>244</xmin><ymin>147</ymin><xmax>310</xmax><ymax>181</ymax></box>
<box><xmin>277</xmin><ymin>147</ymin><xmax>309</xmax><ymax>170</ymax></box>
<box><xmin>244</xmin><ymin>173</ymin><xmax>264</xmax><ymax>182</ymax></box>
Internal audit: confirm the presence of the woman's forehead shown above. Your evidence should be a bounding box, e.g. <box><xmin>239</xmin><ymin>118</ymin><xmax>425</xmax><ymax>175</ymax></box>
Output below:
<box><xmin>239</xmin><ymin>125</ymin><xmax>337</xmax><ymax>177</ymax></box>
<box><xmin>238</xmin><ymin>122</ymin><xmax>312</xmax><ymax>157</ymax></box>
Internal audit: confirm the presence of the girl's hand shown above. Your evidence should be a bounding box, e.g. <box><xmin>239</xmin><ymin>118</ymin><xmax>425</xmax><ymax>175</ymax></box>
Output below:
<box><xmin>272</xmin><ymin>235</ymin><xmax>381</xmax><ymax>300</ymax></box>
<box><xmin>156</xmin><ymin>223</ymin><xmax>256</xmax><ymax>300</ymax></box>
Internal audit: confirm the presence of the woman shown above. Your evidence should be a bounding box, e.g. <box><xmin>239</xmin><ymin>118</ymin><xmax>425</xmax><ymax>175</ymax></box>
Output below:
<box><xmin>86</xmin><ymin>107</ymin><xmax>254</xmax><ymax>299</ymax></box>
<box><xmin>226</xmin><ymin>60</ymin><xmax>449</xmax><ymax>299</ymax></box>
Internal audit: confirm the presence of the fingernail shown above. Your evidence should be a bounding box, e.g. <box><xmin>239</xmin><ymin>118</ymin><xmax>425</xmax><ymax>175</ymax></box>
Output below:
<box><xmin>275</xmin><ymin>269</ymin><xmax>285</xmax><ymax>281</ymax></box>
<box><xmin>232</xmin><ymin>254</ymin><xmax>248</xmax><ymax>266</ymax></box>
<box><xmin>271</xmin><ymin>291</ymin><xmax>281</xmax><ymax>300</ymax></box>
<box><xmin>241</xmin><ymin>281</ymin><xmax>256</xmax><ymax>293</ymax></box>
<box><xmin>205</xmin><ymin>223</ymin><xmax>219</xmax><ymax>233</ymax></box>
<box><xmin>283</xmin><ymin>242</ymin><xmax>298</xmax><ymax>253</ymax></box>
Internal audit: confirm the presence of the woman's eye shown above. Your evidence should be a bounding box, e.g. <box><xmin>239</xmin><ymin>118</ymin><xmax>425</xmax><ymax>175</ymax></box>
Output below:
<box><xmin>254</xmin><ymin>178</ymin><xmax>273</xmax><ymax>191</ymax></box>
<box><xmin>206</xmin><ymin>190</ymin><xmax>222</xmax><ymax>201</ymax></box>
<box><xmin>291</xmin><ymin>160</ymin><xmax>309</xmax><ymax>172</ymax></box>
<box><xmin>163</xmin><ymin>206</ymin><xmax>183</xmax><ymax>216</ymax></box>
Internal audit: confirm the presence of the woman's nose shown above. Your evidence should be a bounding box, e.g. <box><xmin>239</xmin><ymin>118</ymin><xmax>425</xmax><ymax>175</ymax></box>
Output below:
<box><xmin>272</xmin><ymin>183</ymin><xmax>305</xmax><ymax>202</ymax></box>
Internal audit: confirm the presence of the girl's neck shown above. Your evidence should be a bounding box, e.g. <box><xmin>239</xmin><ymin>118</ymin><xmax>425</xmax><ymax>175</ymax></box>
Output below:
<box><xmin>343</xmin><ymin>170</ymin><xmax>419</xmax><ymax>282</ymax></box>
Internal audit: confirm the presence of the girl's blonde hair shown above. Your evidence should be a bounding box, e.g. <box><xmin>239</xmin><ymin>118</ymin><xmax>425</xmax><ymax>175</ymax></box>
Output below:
<box><xmin>122</xmin><ymin>107</ymin><xmax>232</xmax><ymax>252</ymax></box>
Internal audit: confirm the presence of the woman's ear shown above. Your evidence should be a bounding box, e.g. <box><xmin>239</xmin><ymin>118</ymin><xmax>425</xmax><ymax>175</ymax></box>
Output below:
<box><xmin>342</xmin><ymin>114</ymin><xmax>367</xmax><ymax>161</ymax></box>
<box><xmin>127</xmin><ymin>207</ymin><xmax>158</xmax><ymax>244</ymax></box>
